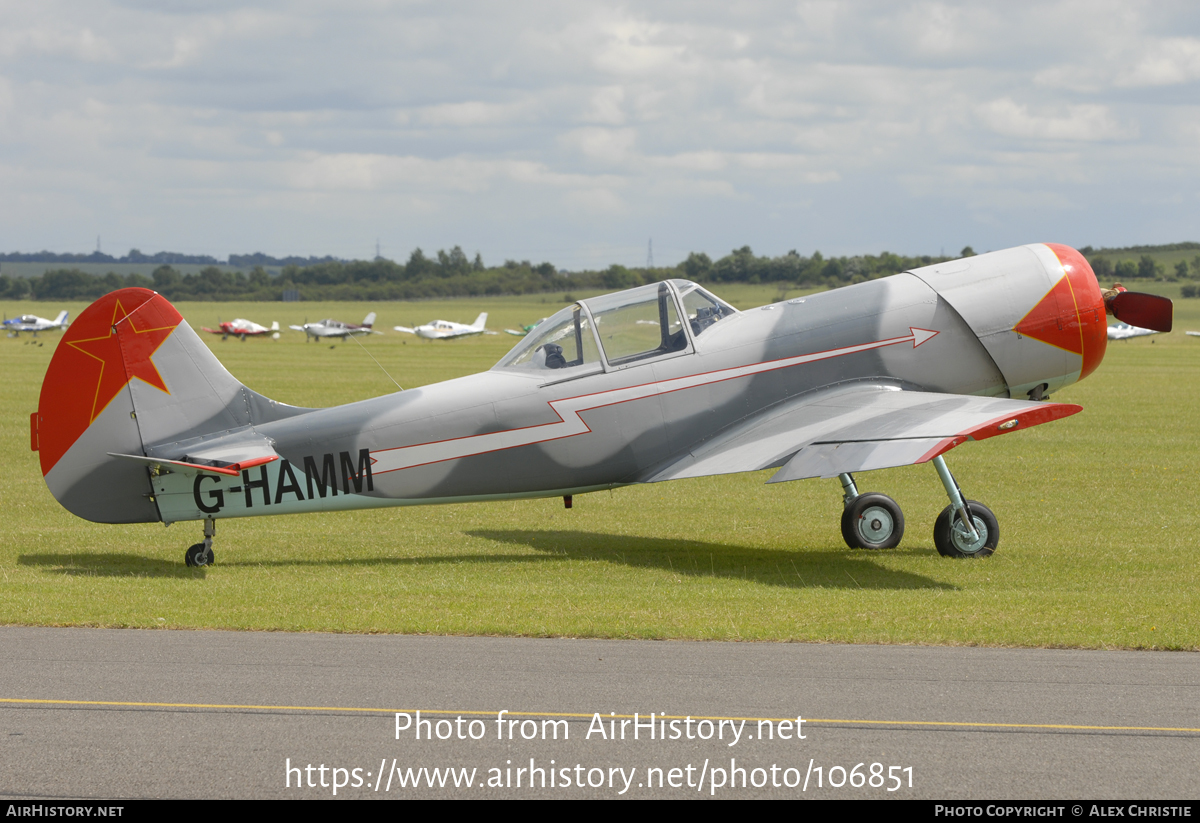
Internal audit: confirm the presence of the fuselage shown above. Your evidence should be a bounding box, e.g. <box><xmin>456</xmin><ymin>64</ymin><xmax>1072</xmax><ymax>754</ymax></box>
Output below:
<box><xmin>142</xmin><ymin>243</ymin><xmax>1106</xmax><ymax>524</ymax></box>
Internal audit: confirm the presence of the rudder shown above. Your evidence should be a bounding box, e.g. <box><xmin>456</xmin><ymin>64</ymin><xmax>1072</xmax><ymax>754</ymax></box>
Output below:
<box><xmin>35</xmin><ymin>288</ymin><xmax>306</xmax><ymax>523</ymax></box>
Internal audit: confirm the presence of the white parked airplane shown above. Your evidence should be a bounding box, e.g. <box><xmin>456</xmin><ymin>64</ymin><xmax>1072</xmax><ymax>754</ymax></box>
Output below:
<box><xmin>1107</xmin><ymin>322</ymin><xmax>1160</xmax><ymax>340</ymax></box>
<box><xmin>394</xmin><ymin>313</ymin><xmax>494</xmax><ymax>339</ymax></box>
<box><xmin>290</xmin><ymin>312</ymin><xmax>378</xmax><ymax>341</ymax></box>
<box><xmin>4</xmin><ymin>311</ymin><xmax>68</xmax><ymax>336</ymax></box>
<box><xmin>202</xmin><ymin>318</ymin><xmax>281</xmax><ymax>340</ymax></box>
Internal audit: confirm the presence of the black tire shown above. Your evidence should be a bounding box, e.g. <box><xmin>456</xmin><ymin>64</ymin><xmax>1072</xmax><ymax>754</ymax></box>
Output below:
<box><xmin>933</xmin><ymin>501</ymin><xmax>999</xmax><ymax>558</ymax></box>
<box><xmin>840</xmin><ymin>507</ymin><xmax>861</xmax><ymax>549</ymax></box>
<box><xmin>844</xmin><ymin>493</ymin><xmax>905</xmax><ymax>550</ymax></box>
<box><xmin>185</xmin><ymin>543</ymin><xmax>215</xmax><ymax>567</ymax></box>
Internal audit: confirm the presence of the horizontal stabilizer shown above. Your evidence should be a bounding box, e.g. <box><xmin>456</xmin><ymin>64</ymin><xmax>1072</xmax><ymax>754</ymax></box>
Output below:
<box><xmin>109</xmin><ymin>452</ymin><xmax>279</xmax><ymax>477</ymax></box>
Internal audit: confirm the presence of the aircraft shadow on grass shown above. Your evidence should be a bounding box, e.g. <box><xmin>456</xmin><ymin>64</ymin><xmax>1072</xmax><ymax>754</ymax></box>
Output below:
<box><xmin>18</xmin><ymin>553</ymin><xmax>207</xmax><ymax>579</ymax></box>
<box><xmin>467</xmin><ymin>530</ymin><xmax>955</xmax><ymax>591</ymax></box>
<box><xmin>20</xmin><ymin>533</ymin><xmax>952</xmax><ymax>590</ymax></box>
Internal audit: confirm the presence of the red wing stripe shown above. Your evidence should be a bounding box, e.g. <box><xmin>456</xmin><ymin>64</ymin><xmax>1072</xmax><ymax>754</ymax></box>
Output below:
<box><xmin>963</xmin><ymin>403</ymin><xmax>1083</xmax><ymax>441</ymax></box>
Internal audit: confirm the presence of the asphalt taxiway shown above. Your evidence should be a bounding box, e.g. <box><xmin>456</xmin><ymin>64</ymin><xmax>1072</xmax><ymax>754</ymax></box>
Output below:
<box><xmin>1</xmin><ymin>628</ymin><xmax>1197</xmax><ymax>799</ymax></box>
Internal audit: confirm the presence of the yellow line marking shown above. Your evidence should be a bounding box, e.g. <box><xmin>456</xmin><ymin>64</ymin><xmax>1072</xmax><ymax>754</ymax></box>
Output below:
<box><xmin>1</xmin><ymin>698</ymin><xmax>1196</xmax><ymax>733</ymax></box>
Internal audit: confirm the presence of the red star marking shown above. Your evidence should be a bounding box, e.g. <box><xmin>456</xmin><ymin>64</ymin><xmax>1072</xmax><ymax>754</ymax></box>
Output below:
<box><xmin>67</xmin><ymin>298</ymin><xmax>176</xmax><ymax>423</ymax></box>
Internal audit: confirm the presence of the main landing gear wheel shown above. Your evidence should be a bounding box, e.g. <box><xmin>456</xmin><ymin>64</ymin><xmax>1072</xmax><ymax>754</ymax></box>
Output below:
<box><xmin>841</xmin><ymin>493</ymin><xmax>905</xmax><ymax>550</ymax></box>
<box><xmin>933</xmin><ymin>501</ymin><xmax>998</xmax><ymax>558</ymax></box>
<box><xmin>185</xmin><ymin>543</ymin><xmax>215</xmax><ymax>567</ymax></box>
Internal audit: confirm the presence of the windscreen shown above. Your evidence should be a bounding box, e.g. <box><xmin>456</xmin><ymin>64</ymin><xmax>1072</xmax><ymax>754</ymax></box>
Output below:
<box><xmin>494</xmin><ymin>304</ymin><xmax>600</xmax><ymax>372</ymax></box>
<box><xmin>586</xmin><ymin>283</ymin><xmax>686</xmax><ymax>365</ymax></box>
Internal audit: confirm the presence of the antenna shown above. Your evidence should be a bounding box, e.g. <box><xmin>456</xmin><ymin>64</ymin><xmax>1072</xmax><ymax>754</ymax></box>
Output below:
<box><xmin>96</xmin><ymin>235</ymin><xmax>101</xmax><ymax>253</ymax></box>
<box><xmin>646</xmin><ymin>238</ymin><xmax>654</xmax><ymax>268</ymax></box>
<box><xmin>347</xmin><ymin>332</ymin><xmax>402</xmax><ymax>392</ymax></box>
<box><xmin>375</xmin><ymin>239</ymin><xmax>381</xmax><ymax>260</ymax></box>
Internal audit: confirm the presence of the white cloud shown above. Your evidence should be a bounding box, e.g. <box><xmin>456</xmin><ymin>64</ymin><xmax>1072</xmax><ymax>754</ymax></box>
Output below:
<box><xmin>563</xmin><ymin>187</ymin><xmax>625</xmax><ymax>214</ymax></box>
<box><xmin>418</xmin><ymin>100</ymin><xmax>533</xmax><ymax>127</ymax></box>
<box><xmin>0</xmin><ymin>1</ymin><xmax>1197</xmax><ymax>261</ymax></box>
<box><xmin>1119</xmin><ymin>38</ymin><xmax>1200</xmax><ymax>87</ymax></box>
<box><xmin>561</xmin><ymin>127</ymin><xmax>638</xmax><ymax>164</ymax></box>
<box><xmin>583</xmin><ymin>85</ymin><xmax>626</xmax><ymax>124</ymax></box>
<box><xmin>0</xmin><ymin>25</ymin><xmax>117</xmax><ymax>63</ymax></box>
<box><xmin>976</xmin><ymin>98</ymin><xmax>1138</xmax><ymax>142</ymax></box>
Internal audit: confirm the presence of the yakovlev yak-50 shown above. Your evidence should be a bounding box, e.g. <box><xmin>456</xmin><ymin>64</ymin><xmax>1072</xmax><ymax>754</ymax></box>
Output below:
<box><xmin>201</xmin><ymin>318</ymin><xmax>281</xmax><ymax>341</ymax></box>
<box><xmin>289</xmin><ymin>312</ymin><xmax>377</xmax><ymax>341</ymax></box>
<box><xmin>394</xmin><ymin>313</ymin><xmax>493</xmax><ymax>339</ymax></box>
<box><xmin>6</xmin><ymin>311</ymin><xmax>69</xmax><ymax>336</ymax></box>
<box><xmin>32</xmin><ymin>244</ymin><xmax>1171</xmax><ymax>566</ymax></box>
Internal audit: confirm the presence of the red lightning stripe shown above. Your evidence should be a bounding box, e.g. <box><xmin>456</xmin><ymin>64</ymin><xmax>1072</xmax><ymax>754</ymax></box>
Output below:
<box><xmin>371</xmin><ymin>327</ymin><xmax>939</xmax><ymax>475</ymax></box>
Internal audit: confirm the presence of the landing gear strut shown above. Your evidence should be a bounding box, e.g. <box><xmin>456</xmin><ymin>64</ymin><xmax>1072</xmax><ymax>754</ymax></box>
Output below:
<box><xmin>930</xmin><ymin>456</ymin><xmax>998</xmax><ymax>558</ymax></box>
<box><xmin>838</xmin><ymin>472</ymin><xmax>905</xmax><ymax>550</ymax></box>
<box><xmin>185</xmin><ymin>517</ymin><xmax>216</xmax><ymax>567</ymax></box>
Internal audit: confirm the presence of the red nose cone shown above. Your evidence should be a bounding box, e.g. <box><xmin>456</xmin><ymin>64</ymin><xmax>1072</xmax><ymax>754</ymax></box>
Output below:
<box><xmin>1045</xmin><ymin>244</ymin><xmax>1107</xmax><ymax>381</ymax></box>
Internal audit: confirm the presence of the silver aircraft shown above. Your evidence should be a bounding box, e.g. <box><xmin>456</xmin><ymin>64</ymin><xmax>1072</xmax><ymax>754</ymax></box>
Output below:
<box><xmin>5</xmin><ymin>310</ymin><xmax>68</xmax><ymax>336</ymax></box>
<box><xmin>1106</xmin><ymin>322</ymin><xmax>1159</xmax><ymax>340</ymax></box>
<box><xmin>289</xmin><ymin>312</ymin><xmax>378</xmax><ymax>341</ymax></box>
<box><xmin>393</xmin><ymin>312</ymin><xmax>494</xmax><ymax>339</ymax></box>
<box><xmin>32</xmin><ymin>243</ymin><xmax>1171</xmax><ymax>567</ymax></box>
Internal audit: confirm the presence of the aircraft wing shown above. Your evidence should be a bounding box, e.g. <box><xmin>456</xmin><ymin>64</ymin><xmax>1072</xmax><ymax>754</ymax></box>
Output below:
<box><xmin>646</xmin><ymin>385</ymin><xmax>1081</xmax><ymax>484</ymax></box>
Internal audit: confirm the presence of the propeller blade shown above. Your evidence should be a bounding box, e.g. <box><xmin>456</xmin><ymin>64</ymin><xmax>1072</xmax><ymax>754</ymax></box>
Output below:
<box><xmin>1109</xmin><ymin>291</ymin><xmax>1173</xmax><ymax>332</ymax></box>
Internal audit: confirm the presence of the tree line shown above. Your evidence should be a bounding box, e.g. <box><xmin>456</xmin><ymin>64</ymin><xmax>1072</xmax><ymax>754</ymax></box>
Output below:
<box><xmin>2</xmin><ymin>243</ymin><xmax>1196</xmax><ymax>303</ymax></box>
<box><xmin>1079</xmin><ymin>246</ymin><xmax>1200</xmax><ymax>284</ymax></box>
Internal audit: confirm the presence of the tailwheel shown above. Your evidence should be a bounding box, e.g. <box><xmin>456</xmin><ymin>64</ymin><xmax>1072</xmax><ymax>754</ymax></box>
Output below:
<box><xmin>185</xmin><ymin>543</ymin><xmax>215</xmax><ymax>567</ymax></box>
<box><xmin>933</xmin><ymin>501</ymin><xmax>998</xmax><ymax>558</ymax></box>
<box><xmin>184</xmin><ymin>517</ymin><xmax>216</xmax><ymax>567</ymax></box>
<box><xmin>844</xmin><ymin>493</ymin><xmax>905</xmax><ymax>550</ymax></box>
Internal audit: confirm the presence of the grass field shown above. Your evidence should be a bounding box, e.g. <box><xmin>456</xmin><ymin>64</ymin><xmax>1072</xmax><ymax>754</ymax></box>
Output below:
<box><xmin>2</xmin><ymin>285</ymin><xmax>1198</xmax><ymax>648</ymax></box>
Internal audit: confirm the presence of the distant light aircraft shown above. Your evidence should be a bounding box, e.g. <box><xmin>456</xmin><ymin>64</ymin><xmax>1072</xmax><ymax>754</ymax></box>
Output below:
<box><xmin>202</xmin><ymin>319</ymin><xmax>281</xmax><ymax>341</ymax></box>
<box><xmin>5</xmin><ymin>311</ymin><xmax>68</xmax><ymax>336</ymax></box>
<box><xmin>394</xmin><ymin>313</ymin><xmax>494</xmax><ymax>339</ymax></box>
<box><xmin>1107</xmin><ymin>322</ymin><xmax>1159</xmax><ymax>340</ymax></box>
<box><xmin>33</xmin><ymin>244</ymin><xmax>1172</xmax><ymax>567</ymax></box>
<box><xmin>290</xmin><ymin>312</ymin><xmax>378</xmax><ymax>341</ymax></box>
<box><xmin>505</xmin><ymin>319</ymin><xmax>548</xmax><ymax>337</ymax></box>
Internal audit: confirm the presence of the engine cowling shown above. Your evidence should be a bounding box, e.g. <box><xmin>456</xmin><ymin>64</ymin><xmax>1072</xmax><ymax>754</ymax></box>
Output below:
<box><xmin>908</xmin><ymin>243</ymin><xmax>1107</xmax><ymax>398</ymax></box>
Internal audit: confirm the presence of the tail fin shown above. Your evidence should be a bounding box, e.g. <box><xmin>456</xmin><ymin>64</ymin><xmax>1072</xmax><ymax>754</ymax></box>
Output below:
<box><xmin>35</xmin><ymin>288</ymin><xmax>305</xmax><ymax>523</ymax></box>
<box><xmin>270</xmin><ymin>321</ymin><xmax>280</xmax><ymax>331</ymax></box>
<box><xmin>472</xmin><ymin>313</ymin><xmax>488</xmax><ymax>330</ymax></box>
<box><xmin>54</xmin><ymin>310</ymin><xmax>69</xmax><ymax>327</ymax></box>
<box><xmin>362</xmin><ymin>311</ymin><xmax>377</xmax><ymax>328</ymax></box>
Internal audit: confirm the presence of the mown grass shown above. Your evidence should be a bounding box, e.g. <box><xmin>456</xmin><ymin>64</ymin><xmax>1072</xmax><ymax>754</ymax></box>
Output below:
<box><xmin>1</xmin><ymin>288</ymin><xmax>1198</xmax><ymax>647</ymax></box>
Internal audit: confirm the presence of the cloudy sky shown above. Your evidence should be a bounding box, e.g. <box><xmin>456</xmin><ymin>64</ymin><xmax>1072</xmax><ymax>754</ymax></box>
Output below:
<box><xmin>1</xmin><ymin>1</ymin><xmax>1198</xmax><ymax>268</ymax></box>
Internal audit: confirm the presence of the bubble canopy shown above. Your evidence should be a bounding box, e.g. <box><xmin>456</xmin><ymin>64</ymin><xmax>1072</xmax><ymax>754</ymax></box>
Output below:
<box><xmin>494</xmin><ymin>280</ymin><xmax>736</xmax><ymax>374</ymax></box>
